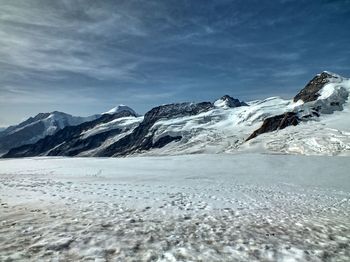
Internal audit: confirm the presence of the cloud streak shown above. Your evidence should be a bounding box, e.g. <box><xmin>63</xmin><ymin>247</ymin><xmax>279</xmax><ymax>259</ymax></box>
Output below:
<box><xmin>0</xmin><ymin>0</ymin><xmax>349</xmax><ymax>126</ymax></box>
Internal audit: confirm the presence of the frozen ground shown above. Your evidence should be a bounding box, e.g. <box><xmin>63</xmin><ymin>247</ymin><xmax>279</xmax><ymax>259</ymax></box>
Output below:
<box><xmin>0</xmin><ymin>154</ymin><xmax>349</xmax><ymax>261</ymax></box>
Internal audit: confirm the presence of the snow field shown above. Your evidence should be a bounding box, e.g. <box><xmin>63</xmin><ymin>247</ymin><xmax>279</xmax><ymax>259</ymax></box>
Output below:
<box><xmin>0</xmin><ymin>154</ymin><xmax>349</xmax><ymax>261</ymax></box>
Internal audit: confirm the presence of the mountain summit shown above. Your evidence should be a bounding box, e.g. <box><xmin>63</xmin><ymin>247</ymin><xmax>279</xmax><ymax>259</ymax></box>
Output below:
<box><xmin>103</xmin><ymin>105</ymin><xmax>137</xmax><ymax>116</ymax></box>
<box><xmin>293</xmin><ymin>71</ymin><xmax>344</xmax><ymax>103</ymax></box>
<box><xmin>214</xmin><ymin>95</ymin><xmax>248</xmax><ymax>109</ymax></box>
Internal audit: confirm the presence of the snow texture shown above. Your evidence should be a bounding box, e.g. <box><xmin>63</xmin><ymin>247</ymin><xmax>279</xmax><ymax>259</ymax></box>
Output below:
<box><xmin>0</xmin><ymin>154</ymin><xmax>349</xmax><ymax>261</ymax></box>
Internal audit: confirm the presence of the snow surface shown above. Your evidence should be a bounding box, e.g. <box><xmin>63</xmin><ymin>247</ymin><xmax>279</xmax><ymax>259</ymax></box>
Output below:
<box><xmin>81</xmin><ymin>116</ymin><xmax>143</xmax><ymax>139</ymax></box>
<box><xmin>213</xmin><ymin>98</ymin><xmax>229</xmax><ymax>108</ymax></box>
<box><xmin>77</xmin><ymin>116</ymin><xmax>143</xmax><ymax>157</ymax></box>
<box><xmin>0</xmin><ymin>154</ymin><xmax>349</xmax><ymax>261</ymax></box>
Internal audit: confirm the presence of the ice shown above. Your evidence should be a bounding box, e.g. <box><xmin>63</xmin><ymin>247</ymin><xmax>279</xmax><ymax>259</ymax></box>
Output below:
<box><xmin>0</xmin><ymin>154</ymin><xmax>349</xmax><ymax>261</ymax></box>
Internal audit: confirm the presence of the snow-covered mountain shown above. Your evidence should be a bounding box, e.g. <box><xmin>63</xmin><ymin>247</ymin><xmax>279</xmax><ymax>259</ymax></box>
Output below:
<box><xmin>3</xmin><ymin>71</ymin><xmax>350</xmax><ymax>158</ymax></box>
<box><xmin>1</xmin><ymin>108</ymin><xmax>140</xmax><ymax>157</ymax></box>
<box><xmin>243</xmin><ymin>71</ymin><xmax>350</xmax><ymax>155</ymax></box>
<box><xmin>103</xmin><ymin>105</ymin><xmax>137</xmax><ymax>116</ymax></box>
<box><xmin>0</xmin><ymin>111</ymin><xmax>99</xmax><ymax>154</ymax></box>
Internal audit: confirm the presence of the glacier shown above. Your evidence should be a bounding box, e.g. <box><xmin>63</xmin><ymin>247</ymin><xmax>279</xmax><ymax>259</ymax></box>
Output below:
<box><xmin>0</xmin><ymin>154</ymin><xmax>349</xmax><ymax>261</ymax></box>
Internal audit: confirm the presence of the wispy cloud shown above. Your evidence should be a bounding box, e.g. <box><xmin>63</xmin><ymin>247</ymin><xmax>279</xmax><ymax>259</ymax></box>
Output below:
<box><xmin>0</xmin><ymin>1</ymin><xmax>155</xmax><ymax>82</ymax></box>
<box><xmin>0</xmin><ymin>0</ymin><xmax>349</xmax><ymax>126</ymax></box>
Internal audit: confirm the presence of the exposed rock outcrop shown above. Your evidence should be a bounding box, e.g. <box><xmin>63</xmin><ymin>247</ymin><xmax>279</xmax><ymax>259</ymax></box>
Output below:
<box><xmin>246</xmin><ymin>112</ymin><xmax>300</xmax><ymax>141</ymax></box>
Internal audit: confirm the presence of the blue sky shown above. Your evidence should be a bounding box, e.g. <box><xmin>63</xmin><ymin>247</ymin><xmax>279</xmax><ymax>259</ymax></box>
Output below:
<box><xmin>0</xmin><ymin>0</ymin><xmax>350</xmax><ymax>126</ymax></box>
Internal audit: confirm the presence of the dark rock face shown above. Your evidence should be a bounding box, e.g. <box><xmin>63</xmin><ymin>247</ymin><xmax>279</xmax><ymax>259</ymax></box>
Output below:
<box><xmin>3</xmin><ymin>111</ymin><xmax>136</xmax><ymax>158</ymax></box>
<box><xmin>99</xmin><ymin>102</ymin><xmax>213</xmax><ymax>156</ymax></box>
<box><xmin>246</xmin><ymin>112</ymin><xmax>300</xmax><ymax>141</ymax></box>
<box><xmin>219</xmin><ymin>95</ymin><xmax>248</xmax><ymax>107</ymax></box>
<box><xmin>293</xmin><ymin>72</ymin><xmax>332</xmax><ymax>103</ymax></box>
<box><xmin>143</xmin><ymin>102</ymin><xmax>214</xmax><ymax>123</ymax></box>
<box><xmin>47</xmin><ymin>128</ymin><xmax>123</xmax><ymax>156</ymax></box>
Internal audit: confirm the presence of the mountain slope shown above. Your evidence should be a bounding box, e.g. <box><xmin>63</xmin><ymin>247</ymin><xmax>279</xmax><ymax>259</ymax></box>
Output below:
<box><xmin>98</xmin><ymin>102</ymin><xmax>214</xmax><ymax>157</ymax></box>
<box><xmin>0</xmin><ymin>111</ymin><xmax>99</xmax><ymax>154</ymax></box>
<box><xmin>3</xmin><ymin>109</ymin><xmax>140</xmax><ymax>158</ymax></box>
<box><xmin>243</xmin><ymin>71</ymin><xmax>350</xmax><ymax>155</ymax></box>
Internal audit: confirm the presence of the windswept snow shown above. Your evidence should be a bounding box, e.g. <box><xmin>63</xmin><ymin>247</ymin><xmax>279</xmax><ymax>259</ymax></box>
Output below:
<box><xmin>0</xmin><ymin>154</ymin><xmax>349</xmax><ymax>261</ymax></box>
<box><xmin>81</xmin><ymin>116</ymin><xmax>143</xmax><ymax>139</ymax></box>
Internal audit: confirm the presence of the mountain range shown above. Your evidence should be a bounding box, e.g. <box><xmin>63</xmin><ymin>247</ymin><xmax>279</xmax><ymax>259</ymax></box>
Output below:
<box><xmin>2</xmin><ymin>71</ymin><xmax>350</xmax><ymax>158</ymax></box>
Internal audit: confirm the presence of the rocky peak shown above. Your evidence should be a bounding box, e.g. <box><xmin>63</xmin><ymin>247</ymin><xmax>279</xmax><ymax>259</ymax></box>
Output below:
<box><xmin>293</xmin><ymin>72</ymin><xmax>335</xmax><ymax>103</ymax></box>
<box><xmin>214</xmin><ymin>95</ymin><xmax>248</xmax><ymax>108</ymax></box>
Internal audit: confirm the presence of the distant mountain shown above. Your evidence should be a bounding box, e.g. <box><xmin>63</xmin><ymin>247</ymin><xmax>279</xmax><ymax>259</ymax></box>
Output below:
<box><xmin>103</xmin><ymin>105</ymin><xmax>137</xmax><ymax>116</ymax></box>
<box><xmin>214</xmin><ymin>95</ymin><xmax>248</xmax><ymax>108</ymax></box>
<box><xmin>0</xmin><ymin>111</ymin><xmax>99</xmax><ymax>154</ymax></box>
<box><xmin>3</xmin><ymin>72</ymin><xmax>350</xmax><ymax>158</ymax></box>
<box><xmin>2</xmin><ymin>108</ymin><xmax>140</xmax><ymax>157</ymax></box>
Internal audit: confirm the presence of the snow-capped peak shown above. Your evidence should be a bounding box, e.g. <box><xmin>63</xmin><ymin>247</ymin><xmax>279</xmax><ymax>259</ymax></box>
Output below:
<box><xmin>290</xmin><ymin>71</ymin><xmax>350</xmax><ymax>117</ymax></box>
<box><xmin>214</xmin><ymin>95</ymin><xmax>248</xmax><ymax>109</ymax></box>
<box><xmin>103</xmin><ymin>105</ymin><xmax>137</xmax><ymax>116</ymax></box>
